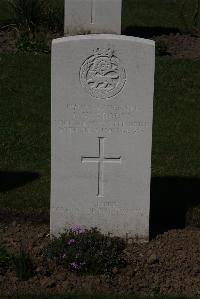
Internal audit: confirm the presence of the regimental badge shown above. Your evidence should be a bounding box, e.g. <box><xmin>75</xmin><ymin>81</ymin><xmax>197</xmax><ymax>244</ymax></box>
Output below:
<box><xmin>80</xmin><ymin>48</ymin><xmax>126</xmax><ymax>99</ymax></box>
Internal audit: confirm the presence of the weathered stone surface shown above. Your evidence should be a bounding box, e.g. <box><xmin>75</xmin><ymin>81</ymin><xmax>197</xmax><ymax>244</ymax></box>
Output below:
<box><xmin>51</xmin><ymin>35</ymin><xmax>155</xmax><ymax>240</ymax></box>
<box><xmin>64</xmin><ymin>0</ymin><xmax>122</xmax><ymax>35</ymax></box>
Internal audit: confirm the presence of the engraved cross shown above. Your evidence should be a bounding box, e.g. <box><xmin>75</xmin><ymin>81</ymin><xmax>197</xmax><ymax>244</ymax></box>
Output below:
<box><xmin>81</xmin><ymin>137</ymin><xmax>122</xmax><ymax>197</ymax></box>
<box><xmin>90</xmin><ymin>0</ymin><xmax>96</xmax><ymax>24</ymax></box>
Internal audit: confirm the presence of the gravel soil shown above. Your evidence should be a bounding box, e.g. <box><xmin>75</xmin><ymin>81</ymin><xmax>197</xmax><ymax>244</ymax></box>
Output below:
<box><xmin>0</xmin><ymin>219</ymin><xmax>200</xmax><ymax>297</ymax></box>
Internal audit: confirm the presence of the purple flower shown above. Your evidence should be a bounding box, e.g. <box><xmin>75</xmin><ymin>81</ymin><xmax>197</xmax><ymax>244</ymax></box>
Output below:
<box><xmin>62</xmin><ymin>253</ymin><xmax>67</xmax><ymax>258</ymax></box>
<box><xmin>69</xmin><ymin>261</ymin><xmax>86</xmax><ymax>271</ymax></box>
<box><xmin>71</xmin><ymin>225</ymin><xmax>85</xmax><ymax>234</ymax></box>
<box><xmin>67</xmin><ymin>238</ymin><xmax>76</xmax><ymax>245</ymax></box>
<box><xmin>70</xmin><ymin>262</ymin><xmax>80</xmax><ymax>271</ymax></box>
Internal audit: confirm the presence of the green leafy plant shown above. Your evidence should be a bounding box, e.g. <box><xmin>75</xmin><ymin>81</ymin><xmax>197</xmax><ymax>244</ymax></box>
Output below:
<box><xmin>8</xmin><ymin>0</ymin><xmax>49</xmax><ymax>53</ymax></box>
<box><xmin>7</xmin><ymin>0</ymin><xmax>63</xmax><ymax>53</ymax></box>
<box><xmin>46</xmin><ymin>226</ymin><xmax>126</xmax><ymax>275</ymax></box>
<box><xmin>8</xmin><ymin>0</ymin><xmax>45</xmax><ymax>35</ymax></box>
<box><xmin>16</xmin><ymin>31</ymin><xmax>50</xmax><ymax>53</ymax></box>
<box><xmin>12</xmin><ymin>243</ymin><xmax>34</xmax><ymax>280</ymax></box>
<box><xmin>0</xmin><ymin>244</ymin><xmax>12</xmax><ymax>274</ymax></box>
<box><xmin>44</xmin><ymin>0</ymin><xmax>64</xmax><ymax>33</ymax></box>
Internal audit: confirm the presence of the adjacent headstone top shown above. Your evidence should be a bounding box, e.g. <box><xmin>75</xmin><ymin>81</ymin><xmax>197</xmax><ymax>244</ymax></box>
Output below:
<box><xmin>64</xmin><ymin>0</ymin><xmax>122</xmax><ymax>35</ymax></box>
<box><xmin>51</xmin><ymin>34</ymin><xmax>155</xmax><ymax>240</ymax></box>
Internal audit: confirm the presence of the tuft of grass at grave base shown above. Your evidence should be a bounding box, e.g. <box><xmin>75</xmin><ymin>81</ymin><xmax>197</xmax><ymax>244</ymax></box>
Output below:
<box><xmin>0</xmin><ymin>54</ymin><xmax>200</xmax><ymax>214</ymax></box>
<box><xmin>0</xmin><ymin>295</ymin><xmax>194</xmax><ymax>299</ymax></box>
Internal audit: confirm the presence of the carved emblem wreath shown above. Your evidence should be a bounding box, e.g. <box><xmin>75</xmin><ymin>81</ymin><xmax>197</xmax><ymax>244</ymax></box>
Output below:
<box><xmin>80</xmin><ymin>48</ymin><xmax>126</xmax><ymax>99</ymax></box>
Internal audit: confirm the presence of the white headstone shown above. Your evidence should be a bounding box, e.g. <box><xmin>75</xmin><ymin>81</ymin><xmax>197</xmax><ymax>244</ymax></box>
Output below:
<box><xmin>51</xmin><ymin>35</ymin><xmax>155</xmax><ymax>241</ymax></box>
<box><xmin>64</xmin><ymin>0</ymin><xmax>122</xmax><ymax>35</ymax></box>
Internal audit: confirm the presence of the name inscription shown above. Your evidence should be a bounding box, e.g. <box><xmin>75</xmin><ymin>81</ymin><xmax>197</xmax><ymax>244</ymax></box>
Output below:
<box><xmin>55</xmin><ymin>102</ymin><xmax>151</xmax><ymax>135</ymax></box>
<box><xmin>52</xmin><ymin>205</ymin><xmax>143</xmax><ymax>217</ymax></box>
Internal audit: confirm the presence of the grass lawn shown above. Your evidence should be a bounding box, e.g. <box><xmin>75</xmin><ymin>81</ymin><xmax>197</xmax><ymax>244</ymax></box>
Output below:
<box><xmin>0</xmin><ymin>54</ymin><xmax>200</xmax><ymax>212</ymax></box>
<box><xmin>0</xmin><ymin>0</ymin><xmax>14</xmax><ymax>27</ymax></box>
<box><xmin>122</xmin><ymin>0</ymin><xmax>200</xmax><ymax>33</ymax></box>
<box><xmin>152</xmin><ymin>58</ymin><xmax>200</xmax><ymax>177</ymax></box>
<box><xmin>0</xmin><ymin>54</ymin><xmax>51</xmax><ymax>209</ymax></box>
<box><xmin>0</xmin><ymin>0</ymin><xmax>64</xmax><ymax>28</ymax></box>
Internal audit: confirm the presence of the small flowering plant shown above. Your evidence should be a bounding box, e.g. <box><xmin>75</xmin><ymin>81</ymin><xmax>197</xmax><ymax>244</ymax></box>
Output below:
<box><xmin>46</xmin><ymin>226</ymin><xmax>126</xmax><ymax>275</ymax></box>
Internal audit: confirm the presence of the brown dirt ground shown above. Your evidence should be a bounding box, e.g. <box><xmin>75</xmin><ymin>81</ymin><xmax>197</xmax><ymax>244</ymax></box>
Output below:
<box><xmin>153</xmin><ymin>33</ymin><xmax>200</xmax><ymax>59</ymax></box>
<box><xmin>0</xmin><ymin>218</ymin><xmax>200</xmax><ymax>297</ymax></box>
<box><xmin>0</xmin><ymin>28</ymin><xmax>17</xmax><ymax>54</ymax></box>
<box><xmin>0</xmin><ymin>28</ymin><xmax>200</xmax><ymax>59</ymax></box>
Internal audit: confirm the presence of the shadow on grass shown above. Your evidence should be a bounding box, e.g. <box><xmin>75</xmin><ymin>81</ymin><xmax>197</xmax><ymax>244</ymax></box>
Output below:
<box><xmin>0</xmin><ymin>173</ymin><xmax>199</xmax><ymax>233</ymax></box>
<box><xmin>0</xmin><ymin>171</ymin><xmax>40</xmax><ymax>192</ymax></box>
<box><xmin>122</xmin><ymin>26</ymin><xmax>181</xmax><ymax>38</ymax></box>
<box><xmin>150</xmin><ymin>176</ymin><xmax>200</xmax><ymax>239</ymax></box>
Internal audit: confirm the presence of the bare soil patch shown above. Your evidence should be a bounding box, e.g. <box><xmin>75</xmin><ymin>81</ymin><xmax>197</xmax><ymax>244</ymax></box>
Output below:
<box><xmin>1</xmin><ymin>28</ymin><xmax>200</xmax><ymax>59</ymax></box>
<box><xmin>1</xmin><ymin>219</ymin><xmax>200</xmax><ymax>297</ymax></box>
<box><xmin>154</xmin><ymin>33</ymin><xmax>200</xmax><ymax>59</ymax></box>
<box><xmin>0</xmin><ymin>28</ymin><xmax>17</xmax><ymax>54</ymax></box>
